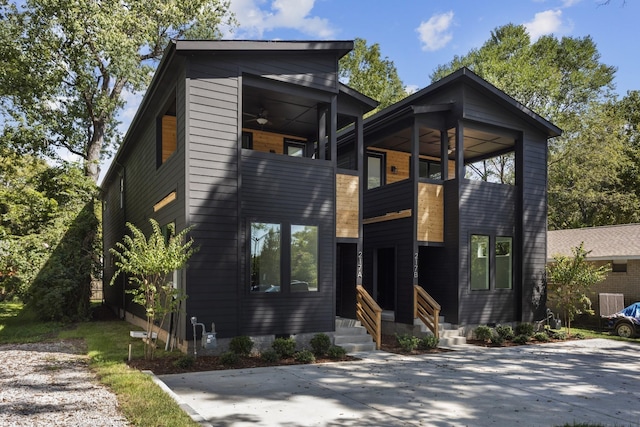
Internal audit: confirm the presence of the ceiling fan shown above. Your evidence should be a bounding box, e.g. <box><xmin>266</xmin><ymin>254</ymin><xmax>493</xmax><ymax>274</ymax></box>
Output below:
<box><xmin>244</xmin><ymin>107</ymin><xmax>270</xmax><ymax>125</ymax></box>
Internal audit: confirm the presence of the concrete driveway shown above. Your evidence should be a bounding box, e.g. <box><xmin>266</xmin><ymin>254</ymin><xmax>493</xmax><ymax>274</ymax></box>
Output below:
<box><xmin>155</xmin><ymin>339</ymin><xmax>640</xmax><ymax>427</ymax></box>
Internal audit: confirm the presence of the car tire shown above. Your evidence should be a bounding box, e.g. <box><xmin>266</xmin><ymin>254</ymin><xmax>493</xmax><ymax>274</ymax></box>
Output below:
<box><xmin>615</xmin><ymin>321</ymin><xmax>635</xmax><ymax>338</ymax></box>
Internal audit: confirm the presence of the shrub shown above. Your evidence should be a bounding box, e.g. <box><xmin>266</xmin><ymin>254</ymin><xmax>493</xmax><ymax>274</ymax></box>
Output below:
<box><xmin>418</xmin><ymin>335</ymin><xmax>439</xmax><ymax>350</ymax></box>
<box><xmin>474</xmin><ymin>325</ymin><xmax>493</xmax><ymax>342</ymax></box>
<box><xmin>272</xmin><ymin>337</ymin><xmax>296</xmax><ymax>358</ymax></box>
<box><xmin>260</xmin><ymin>349</ymin><xmax>280</xmax><ymax>363</ymax></box>
<box><xmin>513</xmin><ymin>334</ymin><xmax>529</xmax><ymax>344</ymax></box>
<box><xmin>220</xmin><ymin>351</ymin><xmax>239</xmax><ymax>366</ymax></box>
<box><xmin>173</xmin><ymin>356</ymin><xmax>195</xmax><ymax>369</ymax></box>
<box><xmin>534</xmin><ymin>332</ymin><xmax>550</xmax><ymax>342</ymax></box>
<box><xmin>229</xmin><ymin>336</ymin><xmax>253</xmax><ymax>356</ymax></box>
<box><xmin>294</xmin><ymin>350</ymin><xmax>316</xmax><ymax>363</ymax></box>
<box><xmin>490</xmin><ymin>332</ymin><xmax>505</xmax><ymax>346</ymax></box>
<box><xmin>574</xmin><ymin>333</ymin><xmax>585</xmax><ymax>340</ymax></box>
<box><xmin>515</xmin><ymin>322</ymin><xmax>534</xmax><ymax>338</ymax></box>
<box><xmin>495</xmin><ymin>324</ymin><xmax>515</xmax><ymax>341</ymax></box>
<box><xmin>309</xmin><ymin>333</ymin><xmax>332</xmax><ymax>356</ymax></box>
<box><xmin>396</xmin><ymin>333</ymin><xmax>420</xmax><ymax>352</ymax></box>
<box><xmin>550</xmin><ymin>330</ymin><xmax>567</xmax><ymax>340</ymax></box>
<box><xmin>327</xmin><ymin>345</ymin><xmax>347</xmax><ymax>360</ymax></box>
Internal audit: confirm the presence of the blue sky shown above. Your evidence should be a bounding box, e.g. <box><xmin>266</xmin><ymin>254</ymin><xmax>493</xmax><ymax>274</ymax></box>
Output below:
<box><xmin>103</xmin><ymin>0</ymin><xmax>638</xmax><ymax>182</ymax></box>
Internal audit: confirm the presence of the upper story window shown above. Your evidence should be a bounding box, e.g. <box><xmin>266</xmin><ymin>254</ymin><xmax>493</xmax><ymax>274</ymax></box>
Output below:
<box><xmin>612</xmin><ymin>261</ymin><xmax>627</xmax><ymax>273</ymax></box>
<box><xmin>367</xmin><ymin>151</ymin><xmax>385</xmax><ymax>189</ymax></box>
<box><xmin>157</xmin><ymin>92</ymin><xmax>177</xmax><ymax>167</ymax></box>
<box><xmin>419</xmin><ymin>158</ymin><xmax>441</xmax><ymax>180</ymax></box>
<box><xmin>285</xmin><ymin>139</ymin><xmax>307</xmax><ymax>157</ymax></box>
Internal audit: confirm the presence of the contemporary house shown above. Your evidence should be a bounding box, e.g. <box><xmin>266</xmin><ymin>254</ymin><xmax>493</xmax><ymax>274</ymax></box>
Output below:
<box><xmin>102</xmin><ymin>39</ymin><xmax>561</xmax><ymax>351</ymax></box>
<box><xmin>548</xmin><ymin>224</ymin><xmax>640</xmax><ymax>313</ymax></box>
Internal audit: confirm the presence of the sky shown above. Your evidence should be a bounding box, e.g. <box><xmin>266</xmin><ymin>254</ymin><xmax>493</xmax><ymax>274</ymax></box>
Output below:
<box><xmin>101</xmin><ymin>0</ymin><xmax>639</xmax><ymax>183</ymax></box>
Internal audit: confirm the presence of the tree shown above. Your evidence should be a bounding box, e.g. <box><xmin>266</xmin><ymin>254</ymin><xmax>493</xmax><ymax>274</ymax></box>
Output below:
<box><xmin>110</xmin><ymin>219</ymin><xmax>197</xmax><ymax>359</ymax></box>
<box><xmin>546</xmin><ymin>243</ymin><xmax>609</xmax><ymax>336</ymax></box>
<box><xmin>339</xmin><ymin>38</ymin><xmax>408</xmax><ymax>113</ymax></box>
<box><xmin>0</xmin><ymin>0</ymin><xmax>234</xmax><ymax>182</ymax></box>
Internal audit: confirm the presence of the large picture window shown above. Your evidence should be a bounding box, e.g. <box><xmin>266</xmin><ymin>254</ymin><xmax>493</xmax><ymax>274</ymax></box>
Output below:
<box><xmin>367</xmin><ymin>152</ymin><xmax>384</xmax><ymax>189</ymax></box>
<box><xmin>495</xmin><ymin>236</ymin><xmax>512</xmax><ymax>289</ymax></box>
<box><xmin>250</xmin><ymin>223</ymin><xmax>281</xmax><ymax>292</ymax></box>
<box><xmin>291</xmin><ymin>225</ymin><xmax>318</xmax><ymax>292</ymax></box>
<box><xmin>470</xmin><ymin>235</ymin><xmax>489</xmax><ymax>290</ymax></box>
<box><xmin>419</xmin><ymin>159</ymin><xmax>441</xmax><ymax>180</ymax></box>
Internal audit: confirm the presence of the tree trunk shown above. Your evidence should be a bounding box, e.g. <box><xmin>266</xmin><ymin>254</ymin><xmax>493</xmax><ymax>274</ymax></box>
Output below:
<box><xmin>85</xmin><ymin>120</ymin><xmax>104</xmax><ymax>183</ymax></box>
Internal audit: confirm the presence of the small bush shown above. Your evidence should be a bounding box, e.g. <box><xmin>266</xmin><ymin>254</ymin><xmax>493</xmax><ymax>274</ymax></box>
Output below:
<box><xmin>474</xmin><ymin>325</ymin><xmax>493</xmax><ymax>342</ymax></box>
<box><xmin>272</xmin><ymin>337</ymin><xmax>296</xmax><ymax>358</ymax></box>
<box><xmin>550</xmin><ymin>330</ymin><xmax>567</xmax><ymax>340</ymax></box>
<box><xmin>495</xmin><ymin>324</ymin><xmax>515</xmax><ymax>341</ymax></box>
<box><xmin>574</xmin><ymin>333</ymin><xmax>585</xmax><ymax>340</ymax></box>
<box><xmin>294</xmin><ymin>349</ymin><xmax>316</xmax><ymax>363</ymax></box>
<box><xmin>220</xmin><ymin>351</ymin><xmax>239</xmax><ymax>366</ymax></box>
<box><xmin>534</xmin><ymin>332</ymin><xmax>550</xmax><ymax>342</ymax></box>
<box><xmin>327</xmin><ymin>345</ymin><xmax>347</xmax><ymax>360</ymax></box>
<box><xmin>309</xmin><ymin>333</ymin><xmax>332</xmax><ymax>356</ymax></box>
<box><xmin>396</xmin><ymin>333</ymin><xmax>420</xmax><ymax>352</ymax></box>
<box><xmin>418</xmin><ymin>335</ymin><xmax>439</xmax><ymax>350</ymax></box>
<box><xmin>260</xmin><ymin>349</ymin><xmax>280</xmax><ymax>363</ymax></box>
<box><xmin>490</xmin><ymin>332</ymin><xmax>505</xmax><ymax>346</ymax></box>
<box><xmin>229</xmin><ymin>335</ymin><xmax>253</xmax><ymax>356</ymax></box>
<box><xmin>513</xmin><ymin>334</ymin><xmax>529</xmax><ymax>345</ymax></box>
<box><xmin>515</xmin><ymin>323</ymin><xmax>534</xmax><ymax>338</ymax></box>
<box><xmin>173</xmin><ymin>356</ymin><xmax>195</xmax><ymax>369</ymax></box>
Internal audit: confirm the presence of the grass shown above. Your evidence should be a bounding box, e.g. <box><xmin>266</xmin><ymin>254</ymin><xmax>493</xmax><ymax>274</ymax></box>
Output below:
<box><xmin>0</xmin><ymin>301</ymin><xmax>199</xmax><ymax>427</ymax></box>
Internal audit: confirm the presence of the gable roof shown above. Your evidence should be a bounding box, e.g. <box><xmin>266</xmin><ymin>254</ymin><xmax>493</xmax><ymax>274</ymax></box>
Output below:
<box><xmin>548</xmin><ymin>224</ymin><xmax>640</xmax><ymax>261</ymax></box>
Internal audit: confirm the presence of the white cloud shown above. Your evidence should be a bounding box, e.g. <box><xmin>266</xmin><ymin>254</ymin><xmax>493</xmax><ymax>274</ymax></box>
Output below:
<box><xmin>405</xmin><ymin>84</ymin><xmax>420</xmax><ymax>95</ymax></box>
<box><xmin>524</xmin><ymin>9</ymin><xmax>566</xmax><ymax>40</ymax></box>
<box><xmin>117</xmin><ymin>89</ymin><xmax>143</xmax><ymax>137</ymax></box>
<box><xmin>561</xmin><ymin>0</ymin><xmax>582</xmax><ymax>7</ymax></box>
<box><xmin>416</xmin><ymin>11</ymin><xmax>454</xmax><ymax>52</ymax></box>
<box><xmin>228</xmin><ymin>0</ymin><xmax>335</xmax><ymax>39</ymax></box>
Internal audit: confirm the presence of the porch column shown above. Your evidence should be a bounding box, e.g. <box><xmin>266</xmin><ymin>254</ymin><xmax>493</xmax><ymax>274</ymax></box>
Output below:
<box><xmin>356</xmin><ymin>114</ymin><xmax>364</xmax><ymax>286</ymax></box>
<box><xmin>317</xmin><ymin>104</ymin><xmax>328</xmax><ymax>160</ymax></box>
<box><xmin>440</xmin><ymin>129</ymin><xmax>449</xmax><ymax>180</ymax></box>
<box><xmin>411</xmin><ymin>118</ymin><xmax>420</xmax><ymax>287</ymax></box>
<box><xmin>455</xmin><ymin>120</ymin><xmax>464</xmax><ymax>180</ymax></box>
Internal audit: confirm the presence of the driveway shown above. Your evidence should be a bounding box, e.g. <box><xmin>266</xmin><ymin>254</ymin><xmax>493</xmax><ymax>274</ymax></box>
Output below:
<box><xmin>156</xmin><ymin>339</ymin><xmax>640</xmax><ymax>427</ymax></box>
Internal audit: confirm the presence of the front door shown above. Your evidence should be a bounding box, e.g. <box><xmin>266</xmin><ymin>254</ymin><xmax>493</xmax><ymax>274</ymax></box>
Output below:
<box><xmin>336</xmin><ymin>243</ymin><xmax>357</xmax><ymax>318</ymax></box>
<box><xmin>375</xmin><ymin>247</ymin><xmax>396</xmax><ymax>310</ymax></box>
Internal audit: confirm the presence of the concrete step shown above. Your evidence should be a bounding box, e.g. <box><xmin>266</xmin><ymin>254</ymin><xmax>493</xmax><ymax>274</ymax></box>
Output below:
<box><xmin>437</xmin><ymin>336</ymin><xmax>468</xmax><ymax>347</ymax></box>
<box><xmin>339</xmin><ymin>341</ymin><xmax>377</xmax><ymax>352</ymax></box>
<box><xmin>334</xmin><ymin>333</ymin><xmax>375</xmax><ymax>345</ymax></box>
<box><xmin>333</xmin><ymin>317</ymin><xmax>377</xmax><ymax>353</ymax></box>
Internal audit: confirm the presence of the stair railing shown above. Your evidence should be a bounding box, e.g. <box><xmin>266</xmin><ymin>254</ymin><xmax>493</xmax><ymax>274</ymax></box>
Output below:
<box><xmin>414</xmin><ymin>285</ymin><xmax>440</xmax><ymax>339</ymax></box>
<box><xmin>355</xmin><ymin>285</ymin><xmax>382</xmax><ymax>350</ymax></box>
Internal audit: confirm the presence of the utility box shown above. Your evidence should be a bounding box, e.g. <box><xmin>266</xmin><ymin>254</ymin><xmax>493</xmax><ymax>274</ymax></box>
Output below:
<box><xmin>203</xmin><ymin>332</ymin><xmax>217</xmax><ymax>349</ymax></box>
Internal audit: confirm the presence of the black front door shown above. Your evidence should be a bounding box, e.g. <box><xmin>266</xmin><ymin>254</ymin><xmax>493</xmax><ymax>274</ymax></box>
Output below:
<box><xmin>376</xmin><ymin>247</ymin><xmax>395</xmax><ymax>310</ymax></box>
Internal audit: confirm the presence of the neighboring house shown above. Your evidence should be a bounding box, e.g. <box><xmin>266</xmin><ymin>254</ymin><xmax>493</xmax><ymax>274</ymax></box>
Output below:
<box><xmin>102</xmin><ymin>40</ymin><xmax>560</xmax><ymax>351</ymax></box>
<box><xmin>548</xmin><ymin>224</ymin><xmax>640</xmax><ymax>312</ymax></box>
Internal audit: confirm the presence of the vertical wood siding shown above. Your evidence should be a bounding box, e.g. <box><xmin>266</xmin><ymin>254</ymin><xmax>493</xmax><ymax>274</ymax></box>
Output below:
<box><xmin>336</xmin><ymin>173</ymin><xmax>359</xmax><ymax>239</ymax></box>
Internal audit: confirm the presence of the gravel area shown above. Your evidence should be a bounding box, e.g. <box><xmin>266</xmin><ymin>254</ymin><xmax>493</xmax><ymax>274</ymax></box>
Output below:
<box><xmin>0</xmin><ymin>340</ymin><xmax>129</xmax><ymax>426</ymax></box>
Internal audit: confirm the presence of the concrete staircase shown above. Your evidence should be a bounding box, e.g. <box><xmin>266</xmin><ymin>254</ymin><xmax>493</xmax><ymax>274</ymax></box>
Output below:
<box><xmin>414</xmin><ymin>316</ymin><xmax>467</xmax><ymax>347</ymax></box>
<box><xmin>333</xmin><ymin>317</ymin><xmax>377</xmax><ymax>352</ymax></box>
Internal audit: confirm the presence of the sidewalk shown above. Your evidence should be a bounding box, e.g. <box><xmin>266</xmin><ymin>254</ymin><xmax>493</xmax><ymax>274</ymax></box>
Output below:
<box><xmin>156</xmin><ymin>339</ymin><xmax>640</xmax><ymax>426</ymax></box>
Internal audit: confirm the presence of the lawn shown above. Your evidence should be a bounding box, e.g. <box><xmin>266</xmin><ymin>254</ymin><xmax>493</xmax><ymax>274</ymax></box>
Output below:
<box><xmin>0</xmin><ymin>301</ymin><xmax>199</xmax><ymax>427</ymax></box>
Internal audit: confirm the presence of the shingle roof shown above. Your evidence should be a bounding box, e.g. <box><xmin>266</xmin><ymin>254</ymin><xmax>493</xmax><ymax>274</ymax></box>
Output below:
<box><xmin>547</xmin><ymin>224</ymin><xmax>640</xmax><ymax>261</ymax></box>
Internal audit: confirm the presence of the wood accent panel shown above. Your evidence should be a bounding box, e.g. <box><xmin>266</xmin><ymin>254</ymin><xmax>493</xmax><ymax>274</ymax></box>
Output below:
<box><xmin>363</xmin><ymin>209</ymin><xmax>412</xmax><ymax>225</ymax></box>
<box><xmin>243</xmin><ymin>128</ymin><xmax>305</xmax><ymax>154</ymax></box>
<box><xmin>153</xmin><ymin>191</ymin><xmax>177</xmax><ymax>212</ymax></box>
<box><xmin>161</xmin><ymin>115</ymin><xmax>177</xmax><ymax>163</ymax></box>
<box><xmin>417</xmin><ymin>183</ymin><xmax>444</xmax><ymax>242</ymax></box>
<box><xmin>369</xmin><ymin>148</ymin><xmax>455</xmax><ymax>182</ymax></box>
<box><xmin>336</xmin><ymin>174</ymin><xmax>359</xmax><ymax>238</ymax></box>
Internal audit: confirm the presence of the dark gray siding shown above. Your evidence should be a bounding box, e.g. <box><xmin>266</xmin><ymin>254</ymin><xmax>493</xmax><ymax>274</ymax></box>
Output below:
<box><xmin>363</xmin><ymin>180</ymin><xmax>413</xmax><ymax>218</ymax></box>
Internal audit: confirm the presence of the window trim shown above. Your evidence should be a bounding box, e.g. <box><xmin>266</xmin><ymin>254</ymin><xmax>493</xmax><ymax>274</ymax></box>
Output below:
<box><xmin>418</xmin><ymin>158</ymin><xmax>442</xmax><ymax>180</ymax></box>
<box><xmin>470</xmin><ymin>234</ymin><xmax>490</xmax><ymax>290</ymax></box>
<box><xmin>366</xmin><ymin>151</ymin><xmax>385</xmax><ymax>190</ymax></box>
<box><xmin>284</xmin><ymin>138</ymin><xmax>308</xmax><ymax>157</ymax></box>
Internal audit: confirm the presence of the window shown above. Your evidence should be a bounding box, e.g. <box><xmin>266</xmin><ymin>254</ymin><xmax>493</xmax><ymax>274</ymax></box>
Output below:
<box><xmin>495</xmin><ymin>237</ymin><xmax>512</xmax><ymax>289</ymax></box>
<box><xmin>285</xmin><ymin>139</ymin><xmax>307</xmax><ymax>157</ymax></box>
<box><xmin>367</xmin><ymin>152</ymin><xmax>385</xmax><ymax>189</ymax></box>
<box><xmin>242</xmin><ymin>131</ymin><xmax>253</xmax><ymax>149</ymax></box>
<box><xmin>157</xmin><ymin>93</ymin><xmax>177</xmax><ymax>167</ymax></box>
<box><xmin>612</xmin><ymin>261</ymin><xmax>627</xmax><ymax>273</ymax></box>
<box><xmin>471</xmin><ymin>235</ymin><xmax>489</xmax><ymax>290</ymax></box>
<box><xmin>291</xmin><ymin>225</ymin><xmax>318</xmax><ymax>292</ymax></box>
<box><xmin>419</xmin><ymin>159</ymin><xmax>442</xmax><ymax>180</ymax></box>
<box><xmin>250</xmin><ymin>223</ymin><xmax>281</xmax><ymax>292</ymax></box>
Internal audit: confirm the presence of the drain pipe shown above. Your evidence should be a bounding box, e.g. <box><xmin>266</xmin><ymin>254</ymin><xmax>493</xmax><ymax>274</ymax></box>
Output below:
<box><xmin>190</xmin><ymin>316</ymin><xmax>206</xmax><ymax>358</ymax></box>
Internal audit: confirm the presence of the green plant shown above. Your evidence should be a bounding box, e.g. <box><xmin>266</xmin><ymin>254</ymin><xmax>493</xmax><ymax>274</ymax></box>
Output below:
<box><xmin>534</xmin><ymin>332</ymin><xmax>550</xmax><ymax>342</ymax></box>
<box><xmin>220</xmin><ymin>351</ymin><xmax>239</xmax><ymax>366</ymax></box>
<box><xmin>260</xmin><ymin>349</ymin><xmax>280</xmax><ymax>363</ymax></box>
<box><xmin>309</xmin><ymin>333</ymin><xmax>332</xmax><ymax>356</ymax></box>
<box><xmin>294</xmin><ymin>349</ymin><xmax>316</xmax><ymax>363</ymax></box>
<box><xmin>549</xmin><ymin>330</ymin><xmax>567</xmax><ymax>340</ymax></box>
<box><xmin>513</xmin><ymin>334</ymin><xmax>529</xmax><ymax>344</ymax></box>
<box><xmin>327</xmin><ymin>345</ymin><xmax>347</xmax><ymax>360</ymax></box>
<box><xmin>474</xmin><ymin>325</ymin><xmax>493</xmax><ymax>342</ymax></box>
<box><xmin>495</xmin><ymin>324</ymin><xmax>515</xmax><ymax>341</ymax></box>
<box><xmin>109</xmin><ymin>219</ymin><xmax>198</xmax><ymax>360</ymax></box>
<box><xmin>490</xmin><ymin>332</ymin><xmax>505</xmax><ymax>346</ymax></box>
<box><xmin>272</xmin><ymin>337</ymin><xmax>296</xmax><ymax>358</ymax></box>
<box><xmin>229</xmin><ymin>335</ymin><xmax>253</xmax><ymax>356</ymax></box>
<box><xmin>418</xmin><ymin>335</ymin><xmax>439</xmax><ymax>350</ymax></box>
<box><xmin>173</xmin><ymin>356</ymin><xmax>195</xmax><ymax>369</ymax></box>
<box><xmin>396</xmin><ymin>333</ymin><xmax>420</xmax><ymax>352</ymax></box>
<box><xmin>515</xmin><ymin>322</ymin><xmax>534</xmax><ymax>338</ymax></box>
<box><xmin>574</xmin><ymin>333</ymin><xmax>586</xmax><ymax>340</ymax></box>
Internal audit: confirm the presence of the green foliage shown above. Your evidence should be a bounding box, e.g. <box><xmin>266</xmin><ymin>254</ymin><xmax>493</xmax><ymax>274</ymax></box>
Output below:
<box><xmin>515</xmin><ymin>323</ymin><xmax>534</xmax><ymax>338</ymax></box>
<box><xmin>549</xmin><ymin>330</ymin><xmax>568</xmax><ymax>341</ymax></box>
<box><xmin>418</xmin><ymin>335</ymin><xmax>439</xmax><ymax>350</ymax></box>
<box><xmin>490</xmin><ymin>332</ymin><xmax>505</xmax><ymax>346</ymax></box>
<box><xmin>513</xmin><ymin>334</ymin><xmax>529</xmax><ymax>345</ymax></box>
<box><xmin>395</xmin><ymin>333</ymin><xmax>420</xmax><ymax>352</ymax></box>
<box><xmin>271</xmin><ymin>337</ymin><xmax>296</xmax><ymax>358</ymax></box>
<box><xmin>220</xmin><ymin>351</ymin><xmax>239</xmax><ymax>366</ymax></box>
<box><xmin>260</xmin><ymin>349</ymin><xmax>280</xmax><ymax>363</ymax></box>
<box><xmin>547</xmin><ymin>243</ymin><xmax>609</xmax><ymax>336</ymax></box>
<box><xmin>339</xmin><ymin>38</ymin><xmax>408</xmax><ymax>113</ymax></box>
<box><xmin>474</xmin><ymin>325</ymin><xmax>493</xmax><ymax>342</ymax></box>
<box><xmin>309</xmin><ymin>333</ymin><xmax>332</xmax><ymax>356</ymax></box>
<box><xmin>294</xmin><ymin>349</ymin><xmax>315</xmax><ymax>363</ymax></box>
<box><xmin>534</xmin><ymin>332</ymin><xmax>550</xmax><ymax>342</ymax></box>
<box><xmin>109</xmin><ymin>219</ymin><xmax>197</xmax><ymax>359</ymax></box>
<box><xmin>173</xmin><ymin>356</ymin><xmax>195</xmax><ymax>369</ymax></box>
<box><xmin>574</xmin><ymin>333</ymin><xmax>586</xmax><ymax>340</ymax></box>
<box><xmin>327</xmin><ymin>345</ymin><xmax>347</xmax><ymax>360</ymax></box>
<box><xmin>495</xmin><ymin>325</ymin><xmax>515</xmax><ymax>341</ymax></box>
<box><xmin>228</xmin><ymin>336</ymin><xmax>253</xmax><ymax>356</ymax></box>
